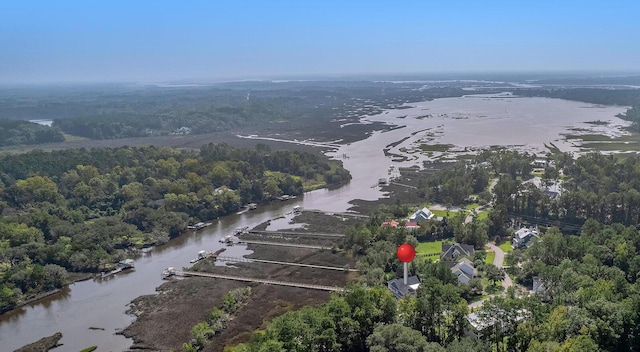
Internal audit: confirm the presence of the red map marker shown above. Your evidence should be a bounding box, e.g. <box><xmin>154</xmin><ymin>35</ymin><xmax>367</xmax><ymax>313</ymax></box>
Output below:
<box><xmin>396</xmin><ymin>244</ymin><xmax>416</xmax><ymax>285</ymax></box>
<box><xmin>397</xmin><ymin>243</ymin><xmax>416</xmax><ymax>263</ymax></box>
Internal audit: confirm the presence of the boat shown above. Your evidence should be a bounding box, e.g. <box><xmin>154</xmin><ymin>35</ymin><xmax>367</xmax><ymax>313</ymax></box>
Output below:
<box><xmin>187</xmin><ymin>222</ymin><xmax>212</xmax><ymax>230</ymax></box>
<box><xmin>276</xmin><ymin>195</ymin><xmax>297</xmax><ymax>201</ymax></box>
<box><xmin>234</xmin><ymin>226</ymin><xmax>249</xmax><ymax>235</ymax></box>
<box><xmin>190</xmin><ymin>250</ymin><xmax>209</xmax><ymax>263</ymax></box>
<box><xmin>292</xmin><ymin>205</ymin><xmax>303</xmax><ymax>215</ymax></box>
<box><xmin>219</xmin><ymin>235</ymin><xmax>234</xmax><ymax>243</ymax></box>
<box><xmin>161</xmin><ymin>267</ymin><xmax>176</xmax><ymax>279</ymax></box>
<box><xmin>247</xmin><ymin>203</ymin><xmax>258</xmax><ymax>210</ymax></box>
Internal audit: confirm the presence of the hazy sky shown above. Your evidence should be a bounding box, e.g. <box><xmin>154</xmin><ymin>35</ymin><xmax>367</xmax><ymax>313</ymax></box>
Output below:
<box><xmin>1</xmin><ymin>0</ymin><xmax>639</xmax><ymax>83</ymax></box>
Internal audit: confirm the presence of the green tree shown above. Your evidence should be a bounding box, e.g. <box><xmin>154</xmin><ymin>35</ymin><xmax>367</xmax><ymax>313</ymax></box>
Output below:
<box><xmin>366</xmin><ymin>323</ymin><xmax>444</xmax><ymax>352</ymax></box>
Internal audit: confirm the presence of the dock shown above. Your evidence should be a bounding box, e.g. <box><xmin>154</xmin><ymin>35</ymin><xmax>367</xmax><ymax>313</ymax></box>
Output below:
<box><xmin>189</xmin><ymin>248</ymin><xmax>226</xmax><ymax>264</ymax></box>
<box><xmin>215</xmin><ymin>255</ymin><xmax>358</xmax><ymax>272</ymax></box>
<box><xmin>163</xmin><ymin>269</ymin><xmax>343</xmax><ymax>292</ymax></box>
<box><xmin>247</xmin><ymin>230</ymin><xmax>344</xmax><ymax>238</ymax></box>
<box><xmin>234</xmin><ymin>239</ymin><xmax>327</xmax><ymax>250</ymax></box>
<box><xmin>100</xmin><ymin>259</ymin><xmax>135</xmax><ymax>278</ymax></box>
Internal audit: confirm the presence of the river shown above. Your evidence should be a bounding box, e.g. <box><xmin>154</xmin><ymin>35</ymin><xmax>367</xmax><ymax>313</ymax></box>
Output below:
<box><xmin>0</xmin><ymin>95</ymin><xmax>629</xmax><ymax>351</ymax></box>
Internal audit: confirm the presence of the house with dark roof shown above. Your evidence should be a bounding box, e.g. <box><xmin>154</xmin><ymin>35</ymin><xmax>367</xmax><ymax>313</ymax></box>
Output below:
<box><xmin>512</xmin><ymin>227</ymin><xmax>539</xmax><ymax>249</ymax></box>
<box><xmin>387</xmin><ymin>275</ymin><xmax>420</xmax><ymax>299</ymax></box>
<box><xmin>441</xmin><ymin>243</ymin><xmax>475</xmax><ymax>261</ymax></box>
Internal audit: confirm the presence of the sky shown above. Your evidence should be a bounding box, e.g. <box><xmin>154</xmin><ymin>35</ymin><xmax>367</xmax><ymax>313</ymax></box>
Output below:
<box><xmin>1</xmin><ymin>0</ymin><xmax>639</xmax><ymax>84</ymax></box>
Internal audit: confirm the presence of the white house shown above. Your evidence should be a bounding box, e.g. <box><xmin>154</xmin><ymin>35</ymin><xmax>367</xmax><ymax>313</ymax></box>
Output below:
<box><xmin>512</xmin><ymin>227</ymin><xmax>539</xmax><ymax>249</ymax></box>
<box><xmin>409</xmin><ymin>207</ymin><xmax>434</xmax><ymax>222</ymax></box>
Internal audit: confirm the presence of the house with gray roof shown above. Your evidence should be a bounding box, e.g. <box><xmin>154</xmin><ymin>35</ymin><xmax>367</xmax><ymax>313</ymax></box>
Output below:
<box><xmin>387</xmin><ymin>275</ymin><xmax>420</xmax><ymax>299</ymax></box>
<box><xmin>409</xmin><ymin>207</ymin><xmax>434</xmax><ymax>222</ymax></box>
<box><xmin>441</xmin><ymin>243</ymin><xmax>475</xmax><ymax>261</ymax></box>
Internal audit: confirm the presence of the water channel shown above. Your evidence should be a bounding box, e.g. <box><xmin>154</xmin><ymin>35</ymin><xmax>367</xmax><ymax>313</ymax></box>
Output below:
<box><xmin>0</xmin><ymin>95</ymin><xmax>629</xmax><ymax>351</ymax></box>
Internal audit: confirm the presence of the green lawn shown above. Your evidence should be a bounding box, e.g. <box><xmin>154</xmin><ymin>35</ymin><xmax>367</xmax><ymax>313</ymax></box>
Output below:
<box><xmin>485</xmin><ymin>251</ymin><xmax>495</xmax><ymax>265</ymax></box>
<box><xmin>476</xmin><ymin>211</ymin><xmax>488</xmax><ymax>221</ymax></box>
<box><xmin>416</xmin><ymin>239</ymin><xmax>451</xmax><ymax>257</ymax></box>
<box><xmin>430</xmin><ymin>209</ymin><xmax>449</xmax><ymax>218</ymax></box>
<box><xmin>464</xmin><ymin>203</ymin><xmax>480</xmax><ymax>211</ymax></box>
<box><xmin>499</xmin><ymin>242</ymin><xmax>513</xmax><ymax>253</ymax></box>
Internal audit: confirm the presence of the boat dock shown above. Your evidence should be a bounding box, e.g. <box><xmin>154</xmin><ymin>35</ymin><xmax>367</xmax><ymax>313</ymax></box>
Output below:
<box><xmin>215</xmin><ymin>255</ymin><xmax>358</xmax><ymax>272</ymax></box>
<box><xmin>100</xmin><ymin>259</ymin><xmax>135</xmax><ymax>278</ymax></box>
<box><xmin>247</xmin><ymin>230</ymin><xmax>344</xmax><ymax>238</ymax></box>
<box><xmin>233</xmin><ymin>239</ymin><xmax>327</xmax><ymax>250</ymax></box>
<box><xmin>162</xmin><ymin>269</ymin><xmax>343</xmax><ymax>292</ymax></box>
<box><xmin>189</xmin><ymin>248</ymin><xmax>226</xmax><ymax>264</ymax></box>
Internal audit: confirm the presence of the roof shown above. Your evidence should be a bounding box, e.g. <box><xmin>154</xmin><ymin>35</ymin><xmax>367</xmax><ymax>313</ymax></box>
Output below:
<box><xmin>404</xmin><ymin>221</ymin><xmax>421</xmax><ymax>229</ymax></box>
<box><xmin>449</xmin><ymin>258</ymin><xmax>476</xmax><ymax>283</ymax></box>
<box><xmin>514</xmin><ymin>227</ymin><xmax>538</xmax><ymax>239</ymax></box>
<box><xmin>409</xmin><ymin>207</ymin><xmax>434</xmax><ymax>221</ymax></box>
<box><xmin>387</xmin><ymin>276</ymin><xmax>421</xmax><ymax>299</ymax></box>
<box><xmin>381</xmin><ymin>220</ymin><xmax>399</xmax><ymax>228</ymax></box>
<box><xmin>441</xmin><ymin>243</ymin><xmax>475</xmax><ymax>259</ymax></box>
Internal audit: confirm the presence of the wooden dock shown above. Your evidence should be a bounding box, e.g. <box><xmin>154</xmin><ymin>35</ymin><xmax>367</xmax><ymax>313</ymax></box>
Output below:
<box><xmin>236</xmin><ymin>240</ymin><xmax>327</xmax><ymax>250</ymax></box>
<box><xmin>216</xmin><ymin>255</ymin><xmax>358</xmax><ymax>272</ymax></box>
<box><xmin>247</xmin><ymin>230</ymin><xmax>344</xmax><ymax>238</ymax></box>
<box><xmin>176</xmin><ymin>270</ymin><xmax>344</xmax><ymax>292</ymax></box>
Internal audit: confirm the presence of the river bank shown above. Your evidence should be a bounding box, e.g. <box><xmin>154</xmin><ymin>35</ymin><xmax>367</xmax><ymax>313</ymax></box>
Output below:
<box><xmin>120</xmin><ymin>212</ymin><xmax>360</xmax><ymax>351</ymax></box>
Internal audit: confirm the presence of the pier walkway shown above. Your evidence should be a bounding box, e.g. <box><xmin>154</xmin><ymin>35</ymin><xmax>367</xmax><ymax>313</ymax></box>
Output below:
<box><xmin>175</xmin><ymin>270</ymin><xmax>344</xmax><ymax>292</ymax></box>
<box><xmin>216</xmin><ymin>255</ymin><xmax>358</xmax><ymax>272</ymax></box>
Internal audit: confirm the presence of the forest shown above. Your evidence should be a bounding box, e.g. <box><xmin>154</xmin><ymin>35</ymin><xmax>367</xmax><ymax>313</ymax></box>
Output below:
<box><xmin>0</xmin><ymin>83</ymin><xmax>471</xmax><ymax>143</ymax></box>
<box><xmin>0</xmin><ymin>143</ymin><xmax>350</xmax><ymax>313</ymax></box>
<box><xmin>0</xmin><ymin>120</ymin><xmax>65</xmax><ymax>147</ymax></box>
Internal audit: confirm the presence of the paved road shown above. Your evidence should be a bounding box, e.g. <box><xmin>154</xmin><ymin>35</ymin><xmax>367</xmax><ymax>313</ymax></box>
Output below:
<box><xmin>468</xmin><ymin>242</ymin><xmax>514</xmax><ymax>309</ymax></box>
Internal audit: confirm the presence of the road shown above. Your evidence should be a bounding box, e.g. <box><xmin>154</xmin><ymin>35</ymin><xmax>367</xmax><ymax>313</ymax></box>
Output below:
<box><xmin>486</xmin><ymin>243</ymin><xmax>513</xmax><ymax>290</ymax></box>
<box><xmin>468</xmin><ymin>242</ymin><xmax>513</xmax><ymax>309</ymax></box>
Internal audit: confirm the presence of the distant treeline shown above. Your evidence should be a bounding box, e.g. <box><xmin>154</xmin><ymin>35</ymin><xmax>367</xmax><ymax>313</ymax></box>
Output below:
<box><xmin>0</xmin><ymin>83</ymin><xmax>471</xmax><ymax>141</ymax></box>
<box><xmin>0</xmin><ymin>120</ymin><xmax>64</xmax><ymax>147</ymax></box>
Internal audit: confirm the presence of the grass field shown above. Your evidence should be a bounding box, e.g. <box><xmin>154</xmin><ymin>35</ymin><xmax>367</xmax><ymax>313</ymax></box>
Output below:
<box><xmin>430</xmin><ymin>209</ymin><xmax>449</xmax><ymax>218</ymax></box>
<box><xmin>485</xmin><ymin>251</ymin><xmax>495</xmax><ymax>265</ymax></box>
<box><xmin>499</xmin><ymin>242</ymin><xmax>513</xmax><ymax>253</ymax></box>
<box><xmin>416</xmin><ymin>239</ymin><xmax>452</xmax><ymax>257</ymax></box>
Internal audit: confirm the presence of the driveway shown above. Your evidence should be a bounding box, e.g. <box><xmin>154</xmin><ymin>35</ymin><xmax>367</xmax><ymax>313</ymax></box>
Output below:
<box><xmin>468</xmin><ymin>242</ymin><xmax>514</xmax><ymax>309</ymax></box>
<box><xmin>486</xmin><ymin>242</ymin><xmax>513</xmax><ymax>290</ymax></box>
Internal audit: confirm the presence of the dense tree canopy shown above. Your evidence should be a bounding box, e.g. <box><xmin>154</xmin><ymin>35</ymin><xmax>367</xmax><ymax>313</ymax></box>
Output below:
<box><xmin>0</xmin><ymin>143</ymin><xmax>350</xmax><ymax>312</ymax></box>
